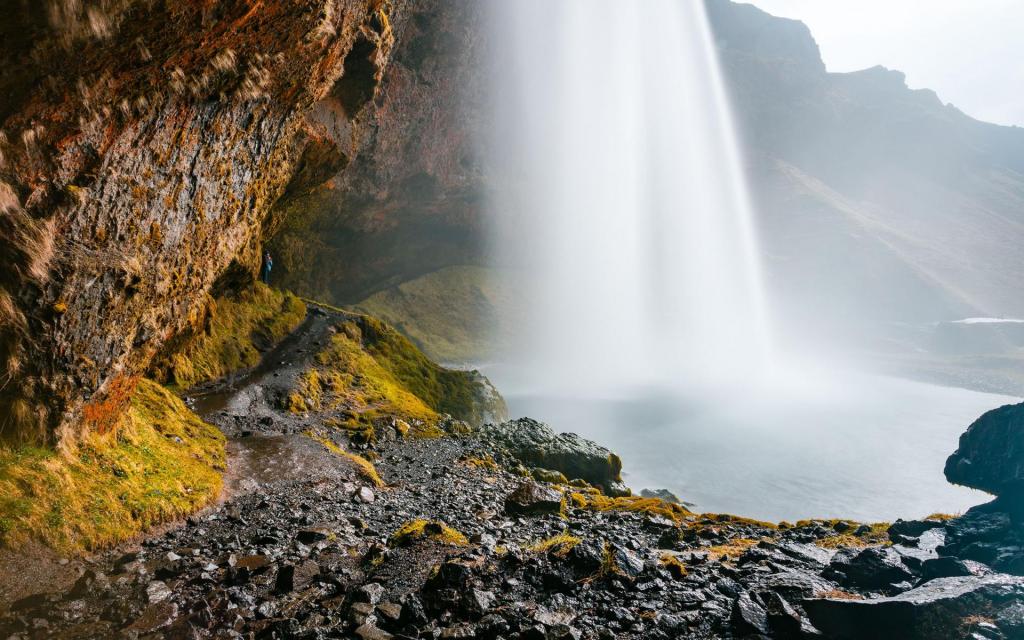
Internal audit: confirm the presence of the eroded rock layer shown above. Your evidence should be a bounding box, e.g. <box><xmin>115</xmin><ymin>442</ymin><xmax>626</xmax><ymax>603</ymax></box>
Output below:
<box><xmin>0</xmin><ymin>0</ymin><xmax>407</xmax><ymax>442</ymax></box>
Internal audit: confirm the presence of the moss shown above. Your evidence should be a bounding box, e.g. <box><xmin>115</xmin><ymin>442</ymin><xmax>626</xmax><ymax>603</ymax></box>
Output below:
<box><xmin>287</xmin><ymin>312</ymin><xmax>502</xmax><ymax>433</ymax></box>
<box><xmin>388</xmin><ymin>519</ymin><xmax>468</xmax><ymax>547</ymax></box>
<box><xmin>660</xmin><ymin>553</ymin><xmax>688</xmax><ymax>578</ymax></box>
<box><xmin>0</xmin><ymin>379</ymin><xmax>225</xmax><ymax>552</ymax></box>
<box><xmin>532</xmin><ymin>468</ymin><xmax>569</xmax><ymax>484</ymax></box>
<box><xmin>162</xmin><ymin>283</ymin><xmax>306</xmax><ymax>390</ymax></box>
<box><xmin>461</xmin><ymin>454</ymin><xmax>499</xmax><ymax>471</ymax></box>
<box><xmin>704</xmin><ymin>538</ymin><xmax>759</xmax><ymax>561</ymax></box>
<box><xmin>572</xmin><ymin>492</ymin><xmax>694</xmax><ymax>524</ymax></box>
<box><xmin>529</xmin><ymin>533</ymin><xmax>581</xmax><ymax>557</ymax></box>
<box><xmin>305</xmin><ymin>430</ymin><xmax>384</xmax><ymax>487</ymax></box>
<box><xmin>815</xmin><ymin>522</ymin><xmax>891</xmax><ymax>549</ymax></box>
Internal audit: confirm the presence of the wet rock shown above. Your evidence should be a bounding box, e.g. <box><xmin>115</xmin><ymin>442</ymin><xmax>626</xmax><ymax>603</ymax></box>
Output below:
<box><xmin>804</xmin><ymin>574</ymin><xmax>1024</xmax><ymax>639</ymax></box>
<box><xmin>296</xmin><ymin>528</ymin><xmax>330</xmax><ymax>544</ymax></box>
<box><xmin>504</xmin><ymin>481</ymin><xmax>564</xmax><ymax>516</ymax></box>
<box><xmin>146</xmin><ymin>580</ymin><xmax>173</xmax><ymax>604</ymax></box>
<box><xmin>567</xmin><ymin>540</ymin><xmax>605</xmax><ymax>576</ymax></box>
<box><xmin>607</xmin><ymin>544</ymin><xmax>644</xmax><ymax>580</ymax></box>
<box><xmin>359</xmin><ymin>486</ymin><xmax>377</xmax><ymax>503</ymax></box>
<box><xmin>126</xmin><ymin>601</ymin><xmax>179</xmax><ymax>634</ymax></box>
<box><xmin>919</xmin><ymin>557</ymin><xmax>974</xmax><ymax>582</ymax></box>
<box><xmin>996</xmin><ymin>601</ymin><xmax>1024</xmax><ymax>636</ymax></box>
<box><xmin>945</xmin><ymin>402</ymin><xmax>1024</xmax><ymax>498</ymax></box>
<box><xmin>732</xmin><ymin>592</ymin><xmax>770</xmax><ymax>636</ymax></box>
<box><xmin>355</xmin><ymin>622</ymin><xmax>393</xmax><ymax>639</ymax></box>
<box><xmin>640</xmin><ymin>488</ymin><xmax>684</xmax><ymax>505</ymax></box>
<box><xmin>276</xmin><ymin>560</ymin><xmax>320</xmax><ymax>593</ymax></box>
<box><xmin>480</xmin><ymin>418</ymin><xmax>629</xmax><ymax>496</ymax></box>
<box><xmin>355</xmin><ymin>582</ymin><xmax>386</xmax><ymax>605</ymax></box>
<box><xmin>825</xmin><ymin>547</ymin><xmax>917</xmax><ymax>593</ymax></box>
<box><xmin>889</xmin><ymin>519</ymin><xmax>946</xmax><ymax>539</ymax></box>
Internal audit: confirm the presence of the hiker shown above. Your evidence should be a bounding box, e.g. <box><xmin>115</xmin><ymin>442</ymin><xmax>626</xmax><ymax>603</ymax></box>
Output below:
<box><xmin>260</xmin><ymin>251</ymin><xmax>273</xmax><ymax>284</ymax></box>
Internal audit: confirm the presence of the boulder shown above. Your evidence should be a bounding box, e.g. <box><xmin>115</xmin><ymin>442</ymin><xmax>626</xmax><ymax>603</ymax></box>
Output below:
<box><xmin>803</xmin><ymin>574</ymin><xmax>1024</xmax><ymax>640</ymax></box>
<box><xmin>823</xmin><ymin>547</ymin><xmax>917</xmax><ymax>593</ymax></box>
<box><xmin>504</xmin><ymin>481</ymin><xmax>564</xmax><ymax>516</ymax></box>
<box><xmin>945</xmin><ymin>402</ymin><xmax>1024</xmax><ymax>498</ymax></box>
<box><xmin>479</xmin><ymin>418</ymin><xmax>628</xmax><ymax>496</ymax></box>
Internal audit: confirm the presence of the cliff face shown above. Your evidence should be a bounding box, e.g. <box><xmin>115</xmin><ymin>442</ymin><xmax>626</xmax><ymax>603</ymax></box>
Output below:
<box><xmin>0</xmin><ymin>0</ymin><xmax>405</xmax><ymax>443</ymax></box>
<box><xmin>705</xmin><ymin>0</ymin><xmax>1024</xmax><ymax>345</ymax></box>
<box><xmin>268</xmin><ymin>0</ymin><xmax>487</xmax><ymax>303</ymax></box>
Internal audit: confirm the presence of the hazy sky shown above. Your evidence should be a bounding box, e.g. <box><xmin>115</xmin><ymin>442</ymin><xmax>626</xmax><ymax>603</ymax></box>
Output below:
<box><xmin>748</xmin><ymin>0</ymin><xmax>1024</xmax><ymax>127</ymax></box>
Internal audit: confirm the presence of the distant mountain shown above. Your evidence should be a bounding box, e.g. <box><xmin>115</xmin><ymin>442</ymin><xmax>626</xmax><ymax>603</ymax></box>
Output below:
<box><xmin>707</xmin><ymin>0</ymin><xmax>1024</xmax><ymax>344</ymax></box>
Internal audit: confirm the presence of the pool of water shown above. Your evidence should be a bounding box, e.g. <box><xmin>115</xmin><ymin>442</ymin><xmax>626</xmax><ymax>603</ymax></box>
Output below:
<box><xmin>485</xmin><ymin>368</ymin><xmax>1017</xmax><ymax>522</ymax></box>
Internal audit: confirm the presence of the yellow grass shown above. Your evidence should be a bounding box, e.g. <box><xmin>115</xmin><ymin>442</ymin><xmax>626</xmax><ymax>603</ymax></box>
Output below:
<box><xmin>0</xmin><ymin>380</ymin><xmax>225</xmax><ymax>552</ymax></box>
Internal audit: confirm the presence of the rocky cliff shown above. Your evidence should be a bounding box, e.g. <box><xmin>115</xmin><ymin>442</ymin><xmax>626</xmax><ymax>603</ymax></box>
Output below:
<box><xmin>0</xmin><ymin>0</ymin><xmax>408</xmax><ymax>443</ymax></box>
<box><xmin>705</xmin><ymin>0</ymin><xmax>1024</xmax><ymax>365</ymax></box>
<box><xmin>268</xmin><ymin>0</ymin><xmax>487</xmax><ymax>303</ymax></box>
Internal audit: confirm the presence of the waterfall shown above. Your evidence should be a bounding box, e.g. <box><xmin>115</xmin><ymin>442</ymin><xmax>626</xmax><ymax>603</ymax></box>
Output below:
<box><xmin>488</xmin><ymin>0</ymin><xmax>772</xmax><ymax>396</ymax></box>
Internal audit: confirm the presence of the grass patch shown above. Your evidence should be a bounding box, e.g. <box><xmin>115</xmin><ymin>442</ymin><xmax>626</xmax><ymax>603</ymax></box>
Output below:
<box><xmin>305</xmin><ymin>430</ymin><xmax>384</xmax><ymax>487</ymax></box>
<box><xmin>704</xmin><ymin>538</ymin><xmax>759</xmax><ymax>561</ymax></box>
<box><xmin>529</xmin><ymin>533</ymin><xmax>581</xmax><ymax>557</ymax></box>
<box><xmin>159</xmin><ymin>283</ymin><xmax>306</xmax><ymax>390</ymax></box>
<box><xmin>0</xmin><ymin>380</ymin><xmax>225</xmax><ymax>552</ymax></box>
<box><xmin>815</xmin><ymin>522</ymin><xmax>891</xmax><ymax>549</ymax></box>
<box><xmin>571</xmin><ymin>492</ymin><xmax>694</xmax><ymax>524</ymax></box>
<box><xmin>461</xmin><ymin>454</ymin><xmax>499</xmax><ymax>471</ymax></box>
<box><xmin>388</xmin><ymin>519</ymin><xmax>468</xmax><ymax>547</ymax></box>
<box><xmin>660</xmin><ymin>553</ymin><xmax>688</xmax><ymax>578</ymax></box>
<box><xmin>287</xmin><ymin>313</ymin><xmax>504</xmax><ymax>432</ymax></box>
<box><xmin>815</xmin><ymin>589</ymin><xmax>864</xmax><ymax>601</ymax></box>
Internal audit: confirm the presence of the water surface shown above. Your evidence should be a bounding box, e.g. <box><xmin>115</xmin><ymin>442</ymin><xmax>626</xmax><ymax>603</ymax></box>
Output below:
<box><xmin>488</xmin><ymin>368</ymin><xmax>1016</xmax><ymax>523</ymax></box>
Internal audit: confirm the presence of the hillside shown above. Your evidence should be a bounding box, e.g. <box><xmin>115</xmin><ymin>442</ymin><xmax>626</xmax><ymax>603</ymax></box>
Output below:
<box><xmin>707</xmin><ymin>0</ymin><xmax>1024</xmax><ymax>381</ymax></box>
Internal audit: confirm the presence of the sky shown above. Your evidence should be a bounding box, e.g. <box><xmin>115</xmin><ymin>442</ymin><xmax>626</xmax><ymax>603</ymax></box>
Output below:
<box><xmin>747</xmin><ymin>0</ymin><xmax>1024</xmax><ymax>127</ymax></box>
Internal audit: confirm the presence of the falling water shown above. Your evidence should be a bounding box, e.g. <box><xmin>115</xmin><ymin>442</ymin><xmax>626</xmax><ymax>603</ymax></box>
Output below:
<box><xmin>489</xmin><ymin>0</ymin><xmax>772</xmax><ymax>395</ymax></box>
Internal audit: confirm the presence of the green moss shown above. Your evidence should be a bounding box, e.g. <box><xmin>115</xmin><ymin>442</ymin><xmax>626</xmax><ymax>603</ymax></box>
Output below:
<box><xmin>288</xmin><ymin>312</ymin><xmax>504</xmax><ymax>432</ymax></box>
<box><xmin>572</xmin><ymin>492</ymin><xmax>694</xmax><ymax>524</ymax></box>
<box><xmin>163</xmin><ymin>283</ymin><xmax>306</xmax><ymax>390</ymax></box>
<box><xmin>305</xmin><ymin>430</ymin><xmax>384</xmax><ymax>487</ymax></box>
<box><xmin>389</xmin><ymin>519</ymin><xmax>468</xmax><ymax>547</ymax></box>
<box><xmin>0</xmin><ymin>379</ymin><xmax>225</xmax><ymax>552</ymax></box>
<box><xmin>461</xmin><ymin>454</ymin><xmax>499</xmax><ymax>471</ymax></box>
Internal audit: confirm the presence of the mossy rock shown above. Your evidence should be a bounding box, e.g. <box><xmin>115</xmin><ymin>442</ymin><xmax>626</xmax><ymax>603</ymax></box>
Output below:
<box><xmin>154</xmin><ymin>283</ymin><xmax>306</xmax><ymax>390</ymax></box>
<box><xmin>479</xmin><ymin>418</ymin><xmax>628</xmax><ymax>496</ymax></box>
<box><xmin>0</xmin><ymin>379</ymin><xmax>225</xmax><ymax>552</ymax></box>
<box><xmin>286</xmin><ymin>311</ymin><xmax>507</xmax><ymax>431</ymax></box>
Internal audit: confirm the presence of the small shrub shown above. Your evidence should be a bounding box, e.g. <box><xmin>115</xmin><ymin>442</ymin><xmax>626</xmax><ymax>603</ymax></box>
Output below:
<box><xmin>389</xmin><ymin>519</ymin><xmax>468</xmax><ymax>547</ymax></box>
<box><xmin>529</xmin><ymin>533</ymin><xmax>581</xmax><ymax>557</ymax></box>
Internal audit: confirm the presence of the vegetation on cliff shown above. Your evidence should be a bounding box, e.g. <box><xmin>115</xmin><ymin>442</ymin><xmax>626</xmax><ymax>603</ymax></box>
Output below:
<box><xmin>353</xmin><ymin>265</ymin><xmax>514</xmax><ymax>363</ymax></box>
<box><xmin>0</xmin><ymin>380</ymin><xmax>225</xmax><ymax>552</ymax></box>
<box><xmin>156</xmin><ymin>283</ymin><xmax>306</xmax><ymax>390</ymax></box>
<box><xmin>286</xmin><ymin>312</ymin><xmax>507</xmax><ymax>431</ymax></box>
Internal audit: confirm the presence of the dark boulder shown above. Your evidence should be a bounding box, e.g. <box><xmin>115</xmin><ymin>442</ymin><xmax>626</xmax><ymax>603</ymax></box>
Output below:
<box><xmin>804</xmin><ymin>574</ymin><xmax>1024</xmax><ymax>640</ymax></box>
<box><xmin>479</xmin><ymin>419</ymin><xmax>629</xmax><ymax>496</ymax></box>
<box><xmin>945</xmin><ymin>402</ymin><xmax>1024</xmax><ymax>498</ymax></box>
<box><xmin>504</xmin><ymin>481</ymin><xmax>564</xmax><ymax>516</ymax></box>
<box><xmin>824</xmin><ymin>547</ymin><xmax>917</xmax><ymax>593</ymax></box>
<box><xmin>888</xmin><ymin>519</ymin><xmax>946</xmax><ymax>539</ymax></box>
<box><xmin>918</xmin><ymin>557</ymin><xmax>974</xmax><ymax>583</ymax></box>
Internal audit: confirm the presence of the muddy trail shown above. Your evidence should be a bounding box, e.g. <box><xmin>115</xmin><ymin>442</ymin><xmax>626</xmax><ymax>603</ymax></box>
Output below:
<box><xmin>1</xmin><ymin>307</ymin><xmax>1022</xmax><ymax>640</ymax></box>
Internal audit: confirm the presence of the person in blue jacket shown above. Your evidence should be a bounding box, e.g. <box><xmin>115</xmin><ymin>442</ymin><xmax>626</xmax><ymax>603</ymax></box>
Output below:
<box><xmin>260</xmin><ymin>251</ymin><xmax>273</xmax><ymax>284</ymax></box>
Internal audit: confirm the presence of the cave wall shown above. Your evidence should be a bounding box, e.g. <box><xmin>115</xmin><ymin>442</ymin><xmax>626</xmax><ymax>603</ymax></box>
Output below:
<box><xmin>268</xmin><ymin>0</ymin><xmax>487</xmax><ymax>304</ymax></box>
<box><xmin>0</xmin><ymin>0</ymin><xmax>409</xmax><ymax>443</ymax></box>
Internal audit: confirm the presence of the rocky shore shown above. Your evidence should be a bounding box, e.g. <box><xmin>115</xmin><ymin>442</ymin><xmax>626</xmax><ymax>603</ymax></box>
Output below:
<box><xmin>1</xmin><ymin>308</ymin><xmax>1023</xmax><ymax>640</ymax></box>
